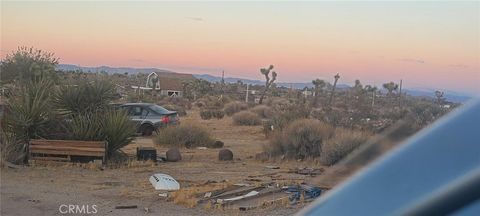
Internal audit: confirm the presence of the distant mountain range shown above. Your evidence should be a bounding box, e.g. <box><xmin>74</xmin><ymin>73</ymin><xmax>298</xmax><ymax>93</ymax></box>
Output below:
<box><xmin>56</xmin><ymin>64</ymin><xmax>472</xmax><ymax>103</ymax></box>
<box><xmin>57</xmin><ymin>64</ymin><xmax>177</xmax><ymax>75</ymax></box>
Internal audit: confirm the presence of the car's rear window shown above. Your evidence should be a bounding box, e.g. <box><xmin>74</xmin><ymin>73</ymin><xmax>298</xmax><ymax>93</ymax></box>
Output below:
<box><xmin>148</xmin><ymin>105</ymin><xmax>170</xmax><ymax>115</ymax></box>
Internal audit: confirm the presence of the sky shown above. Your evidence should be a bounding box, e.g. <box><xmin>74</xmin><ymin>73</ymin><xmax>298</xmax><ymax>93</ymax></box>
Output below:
<box><xmin>1</xmin><ymin>1</ymin><xmax>479</xmax><ymax>95</ymax></box>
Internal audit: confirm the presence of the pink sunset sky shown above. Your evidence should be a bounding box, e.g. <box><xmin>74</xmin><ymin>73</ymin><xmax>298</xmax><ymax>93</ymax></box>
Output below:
<box><xmin>1</xmin><ymin>1</ymin><xmax>479</xmax><ymax>95</ymax></box>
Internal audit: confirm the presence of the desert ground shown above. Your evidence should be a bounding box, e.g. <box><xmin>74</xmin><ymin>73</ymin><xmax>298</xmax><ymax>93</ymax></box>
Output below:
<box><xmin>1</xmin><ymin>110</ymin><xmax>326</xmax><ymax>216</ymax></box>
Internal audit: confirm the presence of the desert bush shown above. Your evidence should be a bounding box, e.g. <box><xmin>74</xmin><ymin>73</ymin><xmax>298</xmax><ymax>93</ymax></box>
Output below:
<box><xmin>67</xmin><ymin>109</ymin><xmax>136</xmax><ymax>156</ymax></box>
<box><xmin>0</xmin><ymin>46</ymin><xmax>58</xmax><ymax>84</ymax></box>
<box><xmin>320</xmin><ymin>128</ymin><xmax>370</xmax><ymax>165</ymax></box>
<box><xmin>163</xmin><ymin>104</ymin><xmax>187</xmax><ymax>116</ymax></box>
<box><xmin>268</xmin><ymin>102</ymin><xmax>311</xmax><ymax>131</ymax></box>
<box><xmin>154</xmin><ymin>124</ymin><xmax>214</xmax><ymax>148</ymax></box>
<box><xmin>0</xmin><ymin>129</ymin><xmax>25</xmax><ymax>165</ymax></box>
<box><xmin>266</xmin><ymin>119</ymin><xmax>334</xmax><ymax>159</ymax></box>
<box><xmin>200</xmin><ymin>109</ymin><xmax>225</xmax><ymax>120</ymax></box>
<box><xmin>159</xmin><ymin>97</ymin><xmax>192</xmax><ymax>110</ymax></box>
<box><xmin>232</xmin><ymin>111</ymin><xmax>261</xmax><ymax>126</ymax></box>
<box><xmin>251</xmin><ymin>105</ymin><xmax>274</xmax><ymax>119</ymax></box>
<box><xmin>195</xmin><ymin>95</ymin><xmax>228</xmax><ymax>109</ymax></box>
<box><xmin>224</xmin><ymin>101</ymin><xmax>248</xmax><ymax>116</ymax></box>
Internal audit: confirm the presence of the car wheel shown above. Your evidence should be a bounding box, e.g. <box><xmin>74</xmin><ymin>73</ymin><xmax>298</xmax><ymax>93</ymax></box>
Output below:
<box><xmin>141</xmin><ymin>125</ymin><xmax>154</xmax><ymax>136</ymax></box>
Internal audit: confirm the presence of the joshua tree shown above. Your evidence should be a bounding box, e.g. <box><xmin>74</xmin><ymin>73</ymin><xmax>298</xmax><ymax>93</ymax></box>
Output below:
<box><xmin>435</xmin><ymin>90</ymin><xmax>445</xmax><ymax>105</ymax></box>
<box><xmin>328</xmin><ymin>73</ymin><xmax>340</xmax><ymax>106</ymax></box>
<box><xmin>382</xmin><ymin>82</ymin><xmax>399</xmax><ymax>96</ymax></box>
<box><xmin>364</xmin><ymin>85</ymin><xmax>378</xmax><ymax>108</ymax></box>
<box><xmin>258</xmin><ymin>65</ymin><xmax>277</xmax><ymax>104</ymax></box>
<box><xmin>312</xmin><ymin>79</ymin><xmax>326</xmax><ymax>107</ymax></box>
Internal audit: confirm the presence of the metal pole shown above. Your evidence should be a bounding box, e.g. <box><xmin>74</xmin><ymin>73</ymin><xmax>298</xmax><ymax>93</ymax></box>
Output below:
<box><xmin>245</xmin><ymin>85</ymin><xmax>249</xmax><ymax>103</ymax></box>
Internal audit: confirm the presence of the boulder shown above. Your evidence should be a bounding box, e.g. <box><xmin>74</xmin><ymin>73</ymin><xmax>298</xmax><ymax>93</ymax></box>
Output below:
<box><xmin>166</xmin><ymin>148</ymin><xmax>182</xmax><ymax>162</ymax></box>
<box><xmin>218</xmin><ymin>149</ymin><xmax>233</xmax><ymax>161</ymax></box>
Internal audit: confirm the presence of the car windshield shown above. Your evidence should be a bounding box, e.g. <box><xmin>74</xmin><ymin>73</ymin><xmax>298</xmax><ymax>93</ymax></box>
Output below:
<box><xmin>148</xmin><ymin>105</ymin><xmax>170</xmax><ymax>115</ymax></box>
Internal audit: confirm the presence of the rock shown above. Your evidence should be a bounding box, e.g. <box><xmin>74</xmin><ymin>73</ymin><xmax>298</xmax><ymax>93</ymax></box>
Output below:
<box><xmin>166</xmin><ymin>148</ymin><xmax>182</xmax><ymax>162</ymax></box>
<box><xmin>218</xmin><ymin>149</ymin><xmax>233</xmax><ymax>161</ymax></box>
<box><xmin>208</xmin><ymin>140</ymin><xmax>224</xmax><ymax>149</ymax></box>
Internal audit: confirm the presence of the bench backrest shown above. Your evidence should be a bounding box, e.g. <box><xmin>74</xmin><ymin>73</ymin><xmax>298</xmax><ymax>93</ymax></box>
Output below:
<box><xmin>29</xmin><ymin>139</ymin><xmax>107</xmax><ymax>157</ymax></box>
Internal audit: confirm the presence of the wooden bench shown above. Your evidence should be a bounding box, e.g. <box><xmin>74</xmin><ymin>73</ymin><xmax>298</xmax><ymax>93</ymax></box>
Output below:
<box><xmin>29</xmin><ymin>139</ymin><xmax>108</xmax><ymax>164</ymax></box>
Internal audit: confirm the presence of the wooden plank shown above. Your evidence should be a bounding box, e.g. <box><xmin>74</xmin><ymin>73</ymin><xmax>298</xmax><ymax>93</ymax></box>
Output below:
<box><xmin>30</xmin><ymin>140</ymin><xmax>105</xmax><ymax>148</ymax></box>
<box><xmin>29</xmin><ymin>149</ymin><xmax>104</xmax><ymax>157</ymax></box>
<box><xmin>30</xmin><ymin>145</ymin><xmax>105</xmax><ymax>152</ymax></box>
<box><xmin>30</xmin><ymin>156</ymin><xmax>70</xmax><ymax>161</ymax></box>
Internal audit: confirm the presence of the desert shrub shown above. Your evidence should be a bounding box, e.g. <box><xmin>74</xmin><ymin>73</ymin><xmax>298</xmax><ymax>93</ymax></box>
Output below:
<box><xmin>67</xmin><ymin>109</ymin><xmax>136</xmax><ymax>156</ymax></box>
<box><xmin>154</xmin><ymin>124</ymin><xmax>214</xmax><ymax>148</ymax></box>
<box><xmin>163</xmin><ymin>104</ymin><xmax>187</xmax><ymax>116</ymax></box>
<box><xmin>0</xmin><ymin>46</ymin><xmax>58</xmax><ymax>84</ymax></box>
<box><xmin>200</xmin><ymin>109</ymin><xmax>225</xmax><ymax>120</ymax></box>
<box><xmin>159</xmin><ymin>97</ymin><xmax>192</xmax><ymax>110</ymax></box>
<box><xmin>268</xmin><ymin>102</ymin><xmax>311</xmax><ymax>131</ymax></box>
<box><xmin>0</xmin><ymin>130</ymin><xmax>25</xmax><ymax>165</ymax></box>
<box><xmin>195</xmin><ymin>95</ymin><xmax>229</xmax><ymax>109</ymax></box>
<box><xmin>224</xmin><ymin>101</ymin><xmax>248</xmax><ymax>116</ymax></box>
<box><xmin>251</xmin><ymin>105</ymin><xmax>274</xmax><ymax>119</ymax></box>
<box><xmin>266</xmin><ymin>119</ymin><xmax>334</xmax><ymax>159</ymax></box>
<box><xmin>320</xmin><ymin>128</ymin><xmax>370</xmax><ymax>165</ymax></box>
<box><xmin>232</xmin><ymin>111</ymin><xmax>261</xmax><ymax>126</ymax></box>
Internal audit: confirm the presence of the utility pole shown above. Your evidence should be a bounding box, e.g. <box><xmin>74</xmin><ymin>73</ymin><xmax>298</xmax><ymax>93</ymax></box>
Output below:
<box><xmin>221</xmin><ymin>70</ymin><xmax>225</xmax><ymax>85</ymax></box>
<box><xmin>245</xmin><ymin>85</ymin><xmax>249</xmax><ymax>103</ymax></box>
<box><xmin>398</xmin><ymin>79</ymin><xmax>403</xmax><ymax>108</ymax></box>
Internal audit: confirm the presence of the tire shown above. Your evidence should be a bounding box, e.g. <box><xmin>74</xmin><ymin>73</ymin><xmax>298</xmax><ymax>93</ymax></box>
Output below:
<box><xmin>141</xmin><ymin>125</ymin><xmax>154</xmax><ymax>136</ymax></box>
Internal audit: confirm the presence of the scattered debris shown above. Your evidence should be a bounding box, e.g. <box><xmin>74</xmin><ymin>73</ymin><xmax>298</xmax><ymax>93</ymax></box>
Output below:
<box><xmin>233</xmin><ymin>183</ymin><xmax>252</xmax><ymax>187</ymax></box>
<box><xmin>284</xmin><ymin>184</ymin><xmax>322</xmax><ymax>203</ymax></box>
<box><xmin>294</xmin><ymin>167</ymin><xmax>324</xmax><ymax>176</ymax></box>
<box><xmin>166</xmin><ymin>148</ymin><xmax>182</xmax><ymax>162</ymax></box>
<box><xmin>265</xmin><ymin>165</ymin><xmax>280</xmax><ymax>169</ymax></box>
<box><xmin>115</xmin><ymin>205</ymin><xmax>137</xmax><ymax>209</ymax></box>
<box><xmin>149</xmin><ymin>173</ymin><xmax>180</xmax><ymax>191</ymax></box>
<box><xmin>218</xmin><ymin>149</ymin><xmax>233</xmax><ymax>161</ymax></box>
<box><xmin>217</xmin><ymin>190</ymin><xmax>259</xmax><ymax>204</ymax></box>
<box><xmin>136</xmin><ymin>147</ymin><xmax>157</xmax><ymax>162</ymax></box>
<box><xmin>158</xmin><ymin>192</ymin><xmax>169</xmax><ymax>198</ymax></box>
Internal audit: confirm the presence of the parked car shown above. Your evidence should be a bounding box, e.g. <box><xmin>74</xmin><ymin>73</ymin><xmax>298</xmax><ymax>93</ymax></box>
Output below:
<box><xmin>118</xmin><ymin>103</ymin><xmax>179</xmax><ymax>136</ymax></box>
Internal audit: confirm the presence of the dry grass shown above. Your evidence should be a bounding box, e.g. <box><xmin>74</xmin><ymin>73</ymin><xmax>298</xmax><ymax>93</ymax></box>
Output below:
<box><xmin>232</xmin><ymin>111</ymin><xmax>261</xmax><ymax>126</ymax></box>
<box><xmin>265</xmin><ymin>119</ymin><xmax>334</xmax><ymax>159</ymax></box>
<box><xmin>154</xmin><ymin>124</ymin><xmax>215</xmax><ymax>148</ymax></box>
<box><xmin>223</xmin><ymin>101</ymin><xmax>248</xmax><ymax>116</ymax></box>
<box><xmin>200</xmin><ymin>109</ymin><xmax>225</xmax><ymax>120</ymax></box>
<box><xmin>320</xmin><ymin>128</ymin><xmax>370</xmax><ymax>165</ymax></box>
<box><xmin>170</xmin><ymin>182</ymin><xmax>230</xmax><ymax>208</ymax></box>
<box><xmin>251</xmin><ymin>105</ymin><xmax>274</xmax><ymax>119</ymax></box>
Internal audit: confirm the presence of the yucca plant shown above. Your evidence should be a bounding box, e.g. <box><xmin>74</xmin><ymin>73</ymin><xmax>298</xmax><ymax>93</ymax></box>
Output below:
<box><xmin>54</xmin><ymin>79</ymin><xmax>116</xmax><ymax>115</ymax></box>
<box><xmin>101</xmin><ymin>109</ymin><xmax>135</xmax><ymax>154</ymax></box>
<box><xmin>67</xmin><ymin>109</ymin><xmax>135</xmax><ymax>156</ymax></box>
<box><xmin>5</xmin><ymin>78</ymin><xmax>55</xmax><ymax>141</ymax></box>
